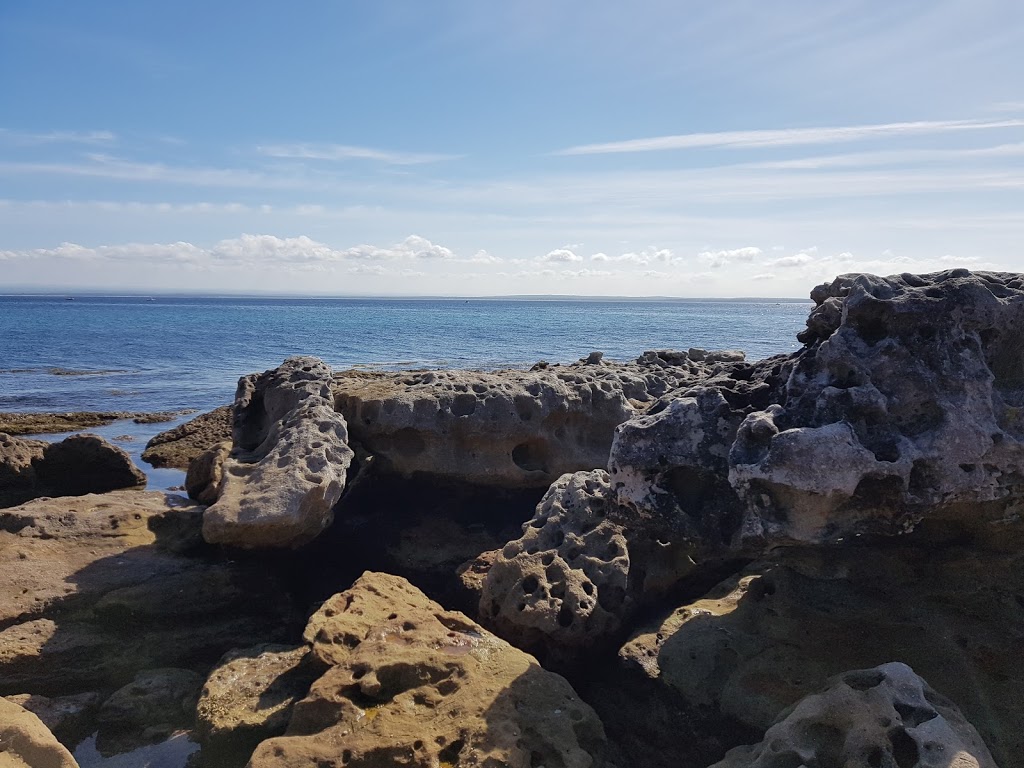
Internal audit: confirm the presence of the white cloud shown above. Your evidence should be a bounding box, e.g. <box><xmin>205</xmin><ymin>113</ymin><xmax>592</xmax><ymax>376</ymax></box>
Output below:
<box><xmin>556</xmin><ymin>118</ymin><xmax>1024</xmax><ymax>156</ymax></box>
<box><xmin>0</xmin><ymin>234</ymin><xmax>459</xmax><ymax>269</ymax></box>
<box><xmin>751</xmin><ymin>273</ymin><xmax>776</xmax><ymax>280</ymax></box>
<box><xmin>256</xmin><ymin>143</ymin><xmax>459</xmax><ymax>166</ymax></box>
<box><xmin>769</xmin><ymin>252</ymin><xmax>814</xmax><ymax>268</ymax></box>
<box><xmin>539</xmin><ymin>248</ymin><xmax>583</xmax><ymax>262</ymax></box>
<box><xmin>699</xmin><ymin>246</ymin><xmax>762</xmax><ymax>268</ymax></box>
<box><xmin>465</xmin><ymin>249</ymin><xmax>501</xmax><ymax>263</ymax></box>
<box><xmin>0</xmin><ymin>129</ymin><xmax>116</xmax><ymax>145</ymax></box>
<box><xmin>590</xmin><ymin>247</ymin><xmax>674</xmax><ymax>265</ymax></box>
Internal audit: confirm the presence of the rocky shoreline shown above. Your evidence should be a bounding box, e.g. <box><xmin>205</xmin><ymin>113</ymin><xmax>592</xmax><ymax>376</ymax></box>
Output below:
<box><xmin>1</xmin><ymin>269</ymin><xmax>1019</xmax><ymax>767</ymax></box>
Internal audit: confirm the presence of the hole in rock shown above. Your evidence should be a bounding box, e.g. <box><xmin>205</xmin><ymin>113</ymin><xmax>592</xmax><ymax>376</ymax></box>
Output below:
<box><xmin>894</xmin><ymin>701</ymin><xmax>937</xmax><ymax>728</ymax></box>
<box><xmin>522</xmin><ymin>576</ymin><xmax>540</xmax><ymax>594</ymax></box>
<box><xmin>843</xmin><ymin>669</ymin><xmax>885</xmax><ymax>691</ymax></box>
<box><xmin>512</xmin><ymin>440</ymin><xmax>551</xmax><ymax>473</ymax></box>
<box><xmin>450</xmin><ymin>394</ymin><xmax>477</xmax><ymax>417</ymax></box>
<box><xmin>438</xmin><ymin>739</ymin><xmax>465</xmax><ymax>765</ymax></box>
<box><xmin>891</xmin><ymin>729</ymin><xmax>920</xmax><ymax>768</ymax></box>
<box><xmin>557</xmin><ymin>605</ymin><xmax>574</xmax><ymax>627</ymax></box>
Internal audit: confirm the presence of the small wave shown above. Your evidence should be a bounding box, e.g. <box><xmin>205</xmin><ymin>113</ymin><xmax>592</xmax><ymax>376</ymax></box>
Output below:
<box><xmin>48</xmin><ymin>367</ymin><xmax>132</xmax><ymax>376</ymax></box>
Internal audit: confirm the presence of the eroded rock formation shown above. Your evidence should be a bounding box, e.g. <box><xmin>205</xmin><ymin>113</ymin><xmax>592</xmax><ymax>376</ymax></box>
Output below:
<box><xmin>332</xmin><ymin>351</ymin><xmax>731</xmax><ymax>489</ymax></box>
<box><xmin>201</xmin><ymin>356</ymin><xmax>355</xmax><ymax>549</ymax></box>
<box><xmin>142</xmin><ymin>405</ymin><xmax>232</xmax><ymax>470</ymax></box>
<box><xmin>710</xmin><ymin>663</ymin><xmax>996</xmax><ymax>768</ymax></box>
<box><xmin>249</xmin><ymin>571</ymin><xmax>613</xmax><ymax>768</ymax></box>
<box><xmin>0</xmin><ymin>697</ymin><xmax>80</xmax><ymax>768</ymax></box>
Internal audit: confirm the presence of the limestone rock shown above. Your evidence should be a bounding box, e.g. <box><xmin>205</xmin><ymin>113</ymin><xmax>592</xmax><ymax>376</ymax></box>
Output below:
<box><xmin>0</xmin><ymin>433</ymin><xmax>46</xmax><ymax>508</ymax></box>
<box><xmin>332</xmin><ymin>354</ymin><xmax>712</xmax><ymax>489</ymax></box>
<box><xmin>0</xmin><ymin>491</ymin><xmax>292</xmax><ymax>696</ymax></box>
<box><xmin>617</xmin><ymin>541</ymin><xmax>1024</xmax><ymax>766</ymax></box>
<box><xmin>480</xmin><ymin>471</ymin><xmax>635</xmax><ymax>655</ymax></box>
<box><xmin>35</xmin><ymin>433</ymin><xmax>147</xmax><ymax>496</ymax></box>
<box><xmin>195</xmin><ymin>644</ymin><xmax>322</xmax><ymax>751</ymax></box>
<box><xmin>711</xmin><ymin>662</ymin><xmax>996</xmax><ymax>768</ymax></box>
<box><xmin>250</xmin><ymin>572</ymin><xmax>612</xmax><ymax>768</ymax></box>
<box><xmin>142</xmin><ymin>406</ymin><xmax>233</xmax><ymax>470</ymax></box>
<box><xmin>203</xmin><ymin>357</ymin><xmax>355</xmax><ymax>549</ymax></box>
<box><xmin>0</xmin><ymin>697</ymin><xmax>79</xmax><ymax>768</ymax></box>
<box><xmin>731</xmin><ymin>270</ymin><xmax>1024</xmax><ymax>545</ymax></box>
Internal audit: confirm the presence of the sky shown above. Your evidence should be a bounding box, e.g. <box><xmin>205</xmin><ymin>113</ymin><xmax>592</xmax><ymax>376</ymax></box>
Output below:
<box><xmin>1</xmin><ymin>0</ymin><xmax>1022</xmax><ymax>297</ymax></box>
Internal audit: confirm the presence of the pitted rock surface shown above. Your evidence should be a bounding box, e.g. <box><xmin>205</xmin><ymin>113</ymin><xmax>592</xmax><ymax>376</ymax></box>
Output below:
<box><xmin>618</xmin><ymin>540</ymin><xmax>1024</xmax><ymax>766</ymax></box>
<box><xmin>0</xmin><ymin>491</ymin><xmax>292</xmax><ymax>696</ymax></box>
<box><xmin>731</xmin><ymin>269</ymin><xmax>1024</xmax><ymax>544</ymax></box>
<box><xmin>710</xmin><ymin>662</ymin><xmax>996</xmax><ymax>768</ymax></box>
<box><xmin>195</xmin><ymin>643</ymin><xmax>322</xmax><ymax>750</ymax></box>
<box><xmin>333</xmin><ymin>352</ymin><xmax>728</xmax><ymax>488</ymax></box>
<box><xmin>249</xmin><ymin>571</ymin><xmax>612</xmax><ymax>768</ymax></box>
<box><xmin>480</xmin><ymin>471</ymin><xmax>696</xmax><ymax>657</ymax></box>
<box><xmin>202</xmin><ymin>356</ymin><xmax>355</xmax><ymax>549</ymax></box>
<box><xmin>0</xmin><ymin>697</ymin><xmax>79</xmax><ymax>768</ymax></box>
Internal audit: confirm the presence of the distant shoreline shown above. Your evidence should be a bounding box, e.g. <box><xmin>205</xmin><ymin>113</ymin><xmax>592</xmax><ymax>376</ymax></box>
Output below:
<box><xmin>0</xmin><ymin>292</ymin><xmax>811</xmax><ymax>303</ymax></box>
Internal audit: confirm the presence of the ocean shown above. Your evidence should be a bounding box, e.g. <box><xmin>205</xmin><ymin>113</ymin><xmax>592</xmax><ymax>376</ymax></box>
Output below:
<box><xmin>0</xmin><ymin>295</ymin><xmax>812</xmax><ymax>488</ymax></box>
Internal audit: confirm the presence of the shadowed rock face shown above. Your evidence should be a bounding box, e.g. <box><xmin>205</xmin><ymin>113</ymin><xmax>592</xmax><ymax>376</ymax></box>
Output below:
<box><xmin>1</xmin><ymin>433</ymin><xmax>146</xmax><ymax>508</ymax></box>
<box><xmin>333</xmin><ymin>352</ymin><xmax>739</xmax><ymax>489</ymax></box>
<box><xmin>201</xmin><ymin>357</ymin><xmax>355</xmax><ymax>549</ymax></box>
<box><xmin>249</xmin><ymin>572</ymin><xmax>612</xmax><ymax>768</ymax></box>
<box><xmin>710</xmin><ymin>662</ymin><xmax>996</xmax><ymax>768</ymax></box>
<box><xmin>0</xmin><ymin>697</ymin><xmax>80</xmax><ymax>768</ymax></box>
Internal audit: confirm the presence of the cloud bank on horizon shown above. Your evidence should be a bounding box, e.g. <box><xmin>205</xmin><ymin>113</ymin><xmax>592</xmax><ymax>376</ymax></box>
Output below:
<box><xmin>0</xmin><ymin>0</ymin><xmax>1021</xmax><ymax>297</ymax></box>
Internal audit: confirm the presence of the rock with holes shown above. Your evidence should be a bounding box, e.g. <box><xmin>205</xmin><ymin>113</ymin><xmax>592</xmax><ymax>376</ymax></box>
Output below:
<box><xmin>0</xmin><ymin>491</ymin><xmax>293</xmax><ymax>696</ymax></box>
<box><xmin>249</xmin><ymin>571</ymin><xmax>613</xmax><ymax>768</ymax></box>
<box><xmin>202</xmin><ymin>356</ymin><xmax>355</xmax><ymax>549</ymax></box>
<box><xmin>195</xmin><ymin>643</ymin><xmax>323</xmax><ymax>753</ymax></box>
<box><xmin>617</xmin><ymin>538</ymin><xmax>1024</xmax><ymax>766</ymax></box>
<box><xmin>0</xmin><ymin>696</ymin><xmax>80</xmax><ymax>768</ymax></box>
<box><xmin>710</xmin><ymin>662</ymin><xmax>996</xmax><ymax>768</ymax></box>
<box><xmin>332</xmin><ymin>352</ymin><xmax>734</xmax><ymax>489</ymax></box>
<box><xmin>479</xmin><ymin>470</ymin><xmax>696</xmax><ymax>658</ymax></box>
<box><xmin>730</xmin><ymin>270</ymin><xmax>1024</xmax><ymax>545</ymax></box>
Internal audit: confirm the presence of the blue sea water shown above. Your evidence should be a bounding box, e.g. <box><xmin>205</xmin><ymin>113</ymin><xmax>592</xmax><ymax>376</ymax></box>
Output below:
<box><xmin>0</xmin><ymin>295</ymin><xmax>812</xmax><ymax>415</ymax></box>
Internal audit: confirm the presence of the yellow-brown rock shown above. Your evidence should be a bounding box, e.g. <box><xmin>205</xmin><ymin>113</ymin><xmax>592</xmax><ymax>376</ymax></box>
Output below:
<box><xmin>0</xmin><ymin>697</ymin><xmax>79</xmax><ymax>768</ymax></box>
<box><xmin>249</xmin><ymin>572</ymin><xmax>612</xmax><ymax>768</ymax></box>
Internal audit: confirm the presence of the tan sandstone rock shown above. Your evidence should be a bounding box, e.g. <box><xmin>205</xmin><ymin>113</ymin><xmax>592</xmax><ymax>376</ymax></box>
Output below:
<box><xmin>248</xmin><ymin>571</ymin><xmax>612</xmax><ymax>768</ymax></box>
<box><xmin>0</xmin><ymin>433</ymin><xmax>46</xmax><ymax>508</ymax></box>
<box><xmin>0</xmin><ymin>697</ymin><xmax>79</xmax><ymax>768</ymax></box>
<box><xmin>710</xmin><ymin>662</ymin><xmax>996</xmax><ymax>768</ymax></box>
<box><xmin>202</xmin><ymin>357</ymin><xmax>355</xmax><ymax>549</ymax></box>
<box><xmin>0</xmin><ymin>491</ymin><xmax>292</xmax><ymax>696</ymax></box>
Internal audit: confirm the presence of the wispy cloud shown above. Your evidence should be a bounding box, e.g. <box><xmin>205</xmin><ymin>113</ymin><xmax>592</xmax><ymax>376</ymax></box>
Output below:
<box><xmin>555</xmin><ymin>118</ymin><xmax>1024</xmax><ymax>156</ymax></box>
<box><xmin>256</xmin><ymin>142</ymin><xmax>460</xmax><ymax>165</ymax></box>
<box><xmin>0</xmin><ymin>129</ymin><xmax>116</xmax><ymax>145</ymax></box>
<box><xmin>538</xmin><ymin>248</ymin><xmax>583</xmax><ymax>263</ymax></box>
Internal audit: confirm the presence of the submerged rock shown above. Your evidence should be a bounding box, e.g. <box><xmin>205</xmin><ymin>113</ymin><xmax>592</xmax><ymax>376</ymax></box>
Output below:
<box><xmin>0</xmin><ymin>697</ymin><xmax>80</xmax><ymax>768</ymax></box>
<box><xmin>711</xmin><ymin>662</ymin><xmax>996</xmax><ymax>768</ymax></box>
<box><xmin>249</xmin><ymin>571</ymin><xmax>613</xmax><ymax>768</ymax></box>
<box><xmin>202</xmin><ymin>356</ymin><xmax>355</xmax><ymax>549</ymax></box>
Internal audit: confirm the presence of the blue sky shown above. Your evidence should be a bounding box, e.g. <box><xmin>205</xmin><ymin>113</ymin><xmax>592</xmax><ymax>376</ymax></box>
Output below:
<box><xmin>1</xmin><ymin>0</ymin><xmax>1022</xmax><ymax>296</ymax></box>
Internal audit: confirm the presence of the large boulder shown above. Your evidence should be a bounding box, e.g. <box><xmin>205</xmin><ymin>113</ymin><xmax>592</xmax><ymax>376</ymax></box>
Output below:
<box><xmin>332</xmin><ymin>352</ymin><xmax>726</xmax><ymax>489</ymax></box>
<box><xmin>731</xmin><ymin>270</ymin><xmax>1024</xmax><ymax>545</ymax></box>
<box><xmin>711</xmin><ymin>663</ymin><xmax>996</xmax><ymax>768</ymax></box>
<box><xmin>1</xmin><ymin>433</ymin><xmax>146</xmax><ymax>508</ymax></box>
<box><xmin>34</xmin><ymin>433</ymin><xmax>147</xmax><ymax>496</ymax></box>
<box><xmin>0</xmin><ymin>491</ymin><xmax>293</xmax><ymax>696</ymax></box>
<box><xmin>479</xmin><ymin>470</ymin><xmax>696</xmax><ymax>659</ymax></box>
<box><xmin>249</xmin><ymin>572</ymin><xmax>613</xmax><ymax>768</ymax></box>
<box><xmin>617</xmin><ymin>539</ymin><xmax>1024</xmax><ymax>766</ymax></box>
<box><xmin>142</xmin><ymin>405</ymin><xmax>232</xmax><ymax>470</ymax></box>
<box><xmin>202</xmin><ymin>357</ymin><xmax>355</xmax><ymax>549</ymax></box>
<box><xmin>0</xmin><ymin>697</ymin><xmax>79</xmax><ymax>768</ymax></box>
